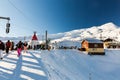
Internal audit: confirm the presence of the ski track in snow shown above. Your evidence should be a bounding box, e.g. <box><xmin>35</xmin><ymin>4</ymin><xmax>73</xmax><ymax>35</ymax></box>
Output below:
<box><xmin>40</xmin><ymin>49</ymin><xmax>120</xmax><ymax>80</ymax></box>
<box><xmin>0</xmin><ymin>49</ymin><xmax>120</xmax><ymax>80</ymax></box>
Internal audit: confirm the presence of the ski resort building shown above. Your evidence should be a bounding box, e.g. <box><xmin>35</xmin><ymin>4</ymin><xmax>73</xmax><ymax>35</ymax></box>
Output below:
<box><xmin>31</xmin><ymin>32</ymin><xmax>39</xmax><ymax>49</ymax></box>
<box><xmin>81</xmin><ymin>38</ymin><xmax>105</xmax><ymax>55</ymax></box>
<box><xmin>103</xmin><ymin>38</ymin><xmax>120</xmax><ymax>48</ymax></box>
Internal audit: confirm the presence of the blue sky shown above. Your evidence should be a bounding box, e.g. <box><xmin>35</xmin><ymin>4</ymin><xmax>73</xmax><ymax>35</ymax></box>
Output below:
<box><xmin>0</xmin><ymin>0</ymin><xmax>120</xmax><ymax>37</ymax></box>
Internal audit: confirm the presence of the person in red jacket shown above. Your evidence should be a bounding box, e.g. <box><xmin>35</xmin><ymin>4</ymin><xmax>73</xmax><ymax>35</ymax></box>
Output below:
<box><xmin>6</xmin><ymin>40</ymin><xmax>11</xmax><ymax>54</ymax></box>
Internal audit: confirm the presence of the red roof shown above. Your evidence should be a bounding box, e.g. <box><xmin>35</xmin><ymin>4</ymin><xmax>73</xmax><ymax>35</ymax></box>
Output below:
<box><xmin>32</xmin><ymin>33</ymin><xmax>38</xmax><ymax>40</ymax></box>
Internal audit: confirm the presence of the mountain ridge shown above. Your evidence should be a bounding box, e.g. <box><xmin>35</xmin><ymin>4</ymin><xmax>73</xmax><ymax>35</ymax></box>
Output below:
<box><xmin>48</xmin><ymin>22</ymin><xmax>120</xmax><ymax>43</ymax></box>
<box><xmin>0</xmin><ymin>22</ymin><xmax>120</xmax><ymax>43</ymax></box>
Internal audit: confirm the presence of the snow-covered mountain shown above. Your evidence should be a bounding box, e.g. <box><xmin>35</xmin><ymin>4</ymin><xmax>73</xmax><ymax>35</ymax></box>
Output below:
<box><xmin>37</xmin><ymin>22</ymin><xmax>120</xmax><ymax>47</ymax></box>
<box><xmin>48</xmin><ymin>22</ymin><xmax>120</xmax><ymax>43</ymax></box>
<box><xmin>1</xmin><ymin>22</ymin><xmax>120</xmax><ymax>45</ymax></box>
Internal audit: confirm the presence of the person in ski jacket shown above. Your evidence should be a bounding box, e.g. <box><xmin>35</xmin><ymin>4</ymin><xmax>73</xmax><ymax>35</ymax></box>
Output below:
<box><xmin>23</xmin><ymin>41</ymin><xmax>28</xmax><ymax>53</ymax></box>
<box><xmin>16</xmin><ymin>41</ymin><xmax>23</xmax><ymax>57</ymax></box>
<box><xmin>0</xmin><ymin>40</ymin><xmax>5</xmax><ymax>59</ymax></box>
<box><xmin>6</xmin><ymin>40</ymin><xmax>11</xmax><ymax>54</ymax></box>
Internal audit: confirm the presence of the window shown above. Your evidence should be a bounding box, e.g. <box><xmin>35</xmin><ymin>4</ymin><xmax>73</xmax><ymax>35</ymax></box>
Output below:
<box><xmin>94</xmin><ymin>44</ymin><xmax>98</xmax><ymax>48</ymax></box>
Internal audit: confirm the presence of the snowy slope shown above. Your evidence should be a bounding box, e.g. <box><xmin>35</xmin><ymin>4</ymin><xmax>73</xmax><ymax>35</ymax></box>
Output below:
<box><xmin>0</xmin><ymin>51</ymin><xmax>48</xmax><ymax>80</ymax></box>
<box><xmin>0</xmin><ymin>49</ymin><xmax>120</xmax><ymax>80</ymax></box>
<box><xmin>38</xmin><ymin>49</ymin><xmax>120</xmax><ymax>80</ymax></box>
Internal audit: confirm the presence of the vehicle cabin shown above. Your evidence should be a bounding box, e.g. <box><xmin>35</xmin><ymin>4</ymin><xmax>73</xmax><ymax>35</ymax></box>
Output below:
<box><xmin>81</xmin><ymin>38</ymin><xmax>105</xmax><ymax>55</ymax></box>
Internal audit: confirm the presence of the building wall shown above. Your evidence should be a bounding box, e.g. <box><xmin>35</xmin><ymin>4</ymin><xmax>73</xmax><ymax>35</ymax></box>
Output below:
<box><xmin>104</xmin><ymin>42</ymin><xmax>110</xmax><ymax>48</ymax></box>
<box><xmin>89</xmin><ymin>43</ymin><xmax>103</xmax><ymax>48</ymax></box>
<box><xmin>88</xmin><ymin>43</ymin><xmax>104</xmax><ymax>53</ymax></box>
<box><xmin>81</xmin><ymin>40</ymin><xmax>89</xmax><ymax>51</ymax></box>
<box><xmin>88</xmin><ymin>48</ymin><xmax>104</xmax><ymax>53</ymax></box>
<box><xmin>81</xmin><ymin>40</ymin><xmax>104</xmax><ymax>53</ymax></box>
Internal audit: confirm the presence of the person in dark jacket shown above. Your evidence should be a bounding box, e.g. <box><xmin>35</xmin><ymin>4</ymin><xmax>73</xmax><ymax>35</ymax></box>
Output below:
<box><xmin>6</xmin><ymin>40</ymin><xmax>11</xmax><ymax>54</ymax></box>
<box><xmin>16</xmin><ymin>41</ymin><xmax>23</xmax><ymax>57</ymax></box>
<box><xmin>0</xmin><ymin>40</ymin><xmax>5</xmax><ymax>59</ymax></box>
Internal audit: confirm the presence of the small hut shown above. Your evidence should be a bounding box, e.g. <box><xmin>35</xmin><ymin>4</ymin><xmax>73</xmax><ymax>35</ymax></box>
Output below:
<box><xmin>81</xmin><ymin>38</ymin><xmax>105</xmax><ymax>55</ymax></box>
<box><xmin>31</xmin><ymin>32</ymin><xmax>39</xmax><ymax>49</ymax></box>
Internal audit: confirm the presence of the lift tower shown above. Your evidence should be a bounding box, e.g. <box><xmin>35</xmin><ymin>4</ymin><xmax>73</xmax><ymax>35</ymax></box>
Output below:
<box><xmin>0</xmin><ymin>16</ymin><xmax>10</xmax><ymax>33</ymax></box>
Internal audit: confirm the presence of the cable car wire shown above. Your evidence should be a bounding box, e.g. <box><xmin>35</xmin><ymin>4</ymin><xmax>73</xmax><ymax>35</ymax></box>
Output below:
<box><xmin>7</xmin><ymin>0</ymin><xmax>42</xmax><ymax>30</ymax></box>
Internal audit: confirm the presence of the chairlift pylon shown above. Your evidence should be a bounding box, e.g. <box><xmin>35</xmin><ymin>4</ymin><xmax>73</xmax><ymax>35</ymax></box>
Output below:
<box><xmin>0</xmin><ymin>16</ymin><xmax>10</xmax><ymax>33</ymax></box>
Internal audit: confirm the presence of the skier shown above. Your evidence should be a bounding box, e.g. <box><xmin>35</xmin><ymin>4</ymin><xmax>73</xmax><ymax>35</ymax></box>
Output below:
<box><xmin>0</xmin><ymin>40</ymin><xmax>5</xmax><ymax>59</ymax></box>
<box><xmin>23</xmin><ymin>41</ymin><xmax>28</xmax><ymax>53</ymax></box>
<box><xmin>6</xmin><ymin>40</ymin><xmax>11</xmax><ymax>54</ymax></box>
<box><xmin>16</xmin><ymin>41</ymin><xmax>23</xmax><ymax>57</ymax></box>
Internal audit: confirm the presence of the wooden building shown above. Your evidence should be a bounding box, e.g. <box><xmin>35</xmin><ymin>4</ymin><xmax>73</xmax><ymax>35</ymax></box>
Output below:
<box><xmin>81</xmin><ymin>38</ymin><xmax>105</xmax><ymax>55</ymax></box>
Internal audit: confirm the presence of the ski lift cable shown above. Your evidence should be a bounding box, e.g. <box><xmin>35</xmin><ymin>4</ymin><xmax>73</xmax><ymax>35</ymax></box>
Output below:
<box><xmin>7</xmin><ymin>0</ymin><xmax>43</xmax><ymax>33</ymax></box>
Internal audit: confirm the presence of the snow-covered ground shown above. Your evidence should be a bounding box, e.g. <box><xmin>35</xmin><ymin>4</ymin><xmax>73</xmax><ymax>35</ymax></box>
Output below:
<box><xmin>0</xmin><ymin>49</ymin><xmax>120</xmax><ymax>80</ymax></box>
<box><xmin>0</xmin><ymin>51</ymin><xmax>48</xmax><ymax>80</ymax></box>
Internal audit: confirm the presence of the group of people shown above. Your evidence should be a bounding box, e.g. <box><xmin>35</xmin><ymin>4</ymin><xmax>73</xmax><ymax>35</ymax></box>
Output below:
<box><xmin>0</xmin><ymin>40</ymin><xmax>28</xmax><ymax>59</ymax></box>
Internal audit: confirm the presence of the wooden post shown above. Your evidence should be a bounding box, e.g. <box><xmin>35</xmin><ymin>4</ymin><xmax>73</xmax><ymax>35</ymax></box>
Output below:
<box><xmin>45</xmin><ymin>30</ymin><xmax>48</xmax><ymax>49</ymax></box>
